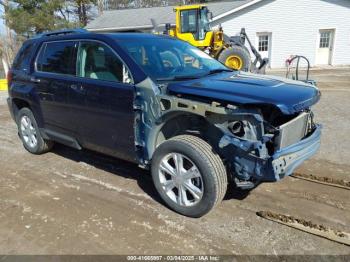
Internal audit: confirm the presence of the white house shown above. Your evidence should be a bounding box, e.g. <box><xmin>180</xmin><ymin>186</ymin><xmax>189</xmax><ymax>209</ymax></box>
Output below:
<box><xmin>86</xmin><ymin>0</ymin><xmax>350</xmax><ymax>68</ymax></box>
<box><xmin>210</xmin><ymin>0</ymin><xmax>350</xmax><ymax>68</ymax></box>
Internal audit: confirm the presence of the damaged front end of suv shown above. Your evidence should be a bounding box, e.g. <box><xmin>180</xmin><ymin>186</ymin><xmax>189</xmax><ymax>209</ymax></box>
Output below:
<box><xmin>116</xmin><ymin>35</ymin><xmax>322</xmax><ymax>216</ymax></box>
<box><xmin>134</xmin><ymin>71</ymin><xmax>321</xmax><ymax>189</ymax></box>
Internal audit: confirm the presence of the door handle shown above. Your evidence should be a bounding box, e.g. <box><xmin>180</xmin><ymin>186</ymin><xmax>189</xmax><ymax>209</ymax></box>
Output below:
<box><xmin>70</xmin><ymin>84</ymin><xmax>85</xmax><ymax>93</ymax></box>
<box><xmin>30</xmin><ymin>77</ymin><xmax>41</xmax><ymax>83</ymax></box>
<box><xmin>70</xmin><ymin>84</ymin><xmax>79</xmax><ymax>90</ymax></box>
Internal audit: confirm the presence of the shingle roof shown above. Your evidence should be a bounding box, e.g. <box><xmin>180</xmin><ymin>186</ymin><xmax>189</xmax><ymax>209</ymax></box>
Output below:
<box><xmin>86</xmin><ymin>0</ymin><xmax>257</xmax><ymax>31</ymax></box>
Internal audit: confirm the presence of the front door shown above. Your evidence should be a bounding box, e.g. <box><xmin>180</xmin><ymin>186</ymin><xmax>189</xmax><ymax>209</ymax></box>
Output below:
<box><xmin>316</xmin><ymin>29</ymin><xmax>334</xmax><ymax>65</ymax></box>
<box><xmin>257</xmin><ymin>33</ymin><xmax>271</xmax><ymax>66</ymax></box>
<box><xmin>69</xmin><ymin>40</ymin><xmax>137</xmax><ymax>162</ymax></box>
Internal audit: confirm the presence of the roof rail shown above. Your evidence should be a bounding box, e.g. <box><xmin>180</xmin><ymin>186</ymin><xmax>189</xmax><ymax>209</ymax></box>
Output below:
<box><xmin>33</xmin><ymin>28</ymin><xmax>88</xmax><ymax>39</ymax></box>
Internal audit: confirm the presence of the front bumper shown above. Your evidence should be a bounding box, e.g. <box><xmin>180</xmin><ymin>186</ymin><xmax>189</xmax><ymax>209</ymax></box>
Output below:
<box><xmin>265</xmin><ymin>124</ymin><xmax>322</xmax><ymax>181</ymax></box>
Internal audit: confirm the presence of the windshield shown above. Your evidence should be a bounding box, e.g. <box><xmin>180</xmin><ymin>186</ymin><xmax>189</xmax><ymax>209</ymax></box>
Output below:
<box><xmin>117</xmin><ymin>38</ymin><xmax>230</xmax><ymax>81</ymax></box>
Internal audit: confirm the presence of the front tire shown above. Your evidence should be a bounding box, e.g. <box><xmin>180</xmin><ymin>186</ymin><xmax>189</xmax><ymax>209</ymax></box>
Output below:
<box><xmin>16</xmin><ymin>108</ymin><xmax>53</xmax><ymax>154</ymax></box>
<box><xmin>151</xmin><ymin>135</ymin><xmax>227</xmax><ymax>217</ymax></box>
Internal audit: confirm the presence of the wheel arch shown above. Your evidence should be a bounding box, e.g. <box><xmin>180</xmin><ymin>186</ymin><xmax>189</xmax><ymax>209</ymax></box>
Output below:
<box><xmin>145</xmin><ymin>111</ymin><xmax>220</xmax><ymax>161</ymax></box>
<box><xmin>12</xmin><ymin>98</ymin><xmax>31</xmax><ymax>114</ymax></box>
<box><xmin>11</xmin><ymin>98</ymin><xmax>34</xmax><ymax>123</ymax></box>
<box><xmin>11</xmin><ymin>97</ymin><xmax>45</xmax><ymax>128</ymax></box>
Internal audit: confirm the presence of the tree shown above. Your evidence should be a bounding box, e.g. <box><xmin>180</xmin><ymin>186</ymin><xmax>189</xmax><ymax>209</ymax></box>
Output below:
<box><xmin>0</xmin><ymin>0</ymin><xmax>97</xmax><ymax>68</ymax></box>
<box><xmin>68</xmin><ymin>0</ymin><xmax>97</xmax><ymax>26</ymax></box>
<box><xmin>4</xmin><ymin>1</ymin><xmax>72</xmax><ymax>36</ymax></box>
<box><xmin>0</xmin><ymin>0</ymin><xmax>26</xmax><ymax>69</ymax></box>
<box><xmin>2</xmin><ymin>0</ymin><xmax>97</xmax><ymax>37</ymax></box>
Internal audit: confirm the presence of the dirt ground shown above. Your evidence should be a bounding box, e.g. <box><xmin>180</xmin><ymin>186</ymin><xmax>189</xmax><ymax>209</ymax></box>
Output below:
<box><xmin>0</xmin><ymin>68</ymin><xmax>349</xmax><ymax>255</ymax></box>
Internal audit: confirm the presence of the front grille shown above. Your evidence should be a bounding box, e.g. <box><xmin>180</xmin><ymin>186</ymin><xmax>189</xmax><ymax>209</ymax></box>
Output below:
<box><xmin>274</xmin><ymin>112</ymin><xmax>310</xmax><ymax>150</ymax></box>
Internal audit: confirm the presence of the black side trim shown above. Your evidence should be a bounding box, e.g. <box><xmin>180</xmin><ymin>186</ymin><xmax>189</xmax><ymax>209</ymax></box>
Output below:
<box><xmin>41</xmin><ymin>129</ymin><xmax>82</xmax><ymax>150</ymax></box>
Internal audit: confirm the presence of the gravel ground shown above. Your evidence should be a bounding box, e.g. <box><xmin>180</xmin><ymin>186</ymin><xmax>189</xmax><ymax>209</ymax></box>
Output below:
<box><xmin>0</xmin><ymin>69</ymin><xmax>349</xmax><ymax>255</ymax></box>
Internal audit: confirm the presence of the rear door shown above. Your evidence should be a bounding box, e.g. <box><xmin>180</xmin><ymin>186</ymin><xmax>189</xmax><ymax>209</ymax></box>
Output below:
<box><xmin>33</xmin><ymin>40</ymin><xmax>78</xmax><ymax>136</ymax></box>
<box><xmin>69</xmin><ymin>40</ymin><xmax>137</xmax><ymax>162</ymax></box>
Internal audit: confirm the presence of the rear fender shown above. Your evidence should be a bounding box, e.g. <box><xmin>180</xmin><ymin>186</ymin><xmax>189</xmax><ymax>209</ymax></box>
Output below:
<box><xmin>10</xmin><ymin>82</ymin><xmax>44</xmax><ymax>128</ymax></box>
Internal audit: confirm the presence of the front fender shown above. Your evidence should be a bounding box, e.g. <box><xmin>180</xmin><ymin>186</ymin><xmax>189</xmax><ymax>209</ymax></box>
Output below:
<box><xmin>145</xmin><ymin>110</ymin><xmax>206</xmax><ymax>161</ymax></box>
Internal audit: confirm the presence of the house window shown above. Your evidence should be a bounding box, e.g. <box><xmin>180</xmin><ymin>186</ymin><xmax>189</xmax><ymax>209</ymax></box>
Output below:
<box><xmin>258</xmin><ymin>35</ymin><xmax>269</xmax><ymax>52</ymax></box>
<box><xmin>319</xmin><ymin>32</ymin><xmax>330</xmax><ymax>48</ymax></box>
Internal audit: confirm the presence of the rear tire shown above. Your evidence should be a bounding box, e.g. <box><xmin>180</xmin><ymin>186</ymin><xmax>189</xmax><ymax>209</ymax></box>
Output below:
<box><xmin>16</xmin><ymin>108</ymin><xmax>53</xmax><ymax>154</ymax></box>
<box><xmin>218</xmin><ymin>45</ymin><xmax>251</xmax><ymax>71</ymax></box>
<box><xmin>151</xmin><ymin>135</ymin><xmax>227</xmax><ymax>217</ymax></box>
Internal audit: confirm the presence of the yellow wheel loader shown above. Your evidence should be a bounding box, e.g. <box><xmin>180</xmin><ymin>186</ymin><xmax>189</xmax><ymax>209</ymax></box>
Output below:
<box><xmin>152</xmin><ymin>4</ymin><xmax>268</xmax><ymax>73</ymax></box>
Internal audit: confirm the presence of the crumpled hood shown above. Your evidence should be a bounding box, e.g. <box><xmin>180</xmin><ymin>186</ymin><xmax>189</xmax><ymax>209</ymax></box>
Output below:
<box><xmin>167</xmin><ymin>71</ymin><xmax>321</xmax><ymax>115</ymax></box>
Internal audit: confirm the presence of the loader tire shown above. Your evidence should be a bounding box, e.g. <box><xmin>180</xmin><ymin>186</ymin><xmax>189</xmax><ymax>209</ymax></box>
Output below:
<box><xmin>218</xmin><ymin>45</ymin><xmax>251</xmax><ymax>71</ymax></box>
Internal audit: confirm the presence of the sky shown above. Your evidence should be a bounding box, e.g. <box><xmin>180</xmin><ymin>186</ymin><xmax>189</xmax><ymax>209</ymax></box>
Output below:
<box><xmin>0</xmin><ymin>5</ymin><xmax>6</xmax><ymax>34</ymax></box>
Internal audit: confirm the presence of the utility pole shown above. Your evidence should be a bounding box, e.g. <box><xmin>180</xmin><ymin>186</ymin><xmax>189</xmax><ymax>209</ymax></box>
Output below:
<box><xmin>97</xmin><ymin>0</ymin><xmax>104</xmax><ymax>15</ymax></box>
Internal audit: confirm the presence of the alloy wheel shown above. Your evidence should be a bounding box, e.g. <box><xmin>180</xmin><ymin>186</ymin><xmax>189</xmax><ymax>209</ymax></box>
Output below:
<box><xmin>20</xmin><ymin>115</ymin><xmax>37</xmax><ymax>148</ymax></box>
<box><xmin>158</xmin><ymin>153</ymin><xmax>204</xmax><ymax>207</ymax></box>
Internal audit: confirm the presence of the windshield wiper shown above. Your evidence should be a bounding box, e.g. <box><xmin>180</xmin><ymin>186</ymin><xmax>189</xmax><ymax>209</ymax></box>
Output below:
<box><xmin>156</xmin><ymin>75</ymin><xmax>202</xmax><ymax>81</ymax></box>
<box><xmin>156</xmin><ymin>69</ymin><xmax>233</xmax><ymax>81</ymax></box>
<box><xmin>207</xmin><ymin>68</ymin><xmax>233</xmax><ymax>75</ymax></box>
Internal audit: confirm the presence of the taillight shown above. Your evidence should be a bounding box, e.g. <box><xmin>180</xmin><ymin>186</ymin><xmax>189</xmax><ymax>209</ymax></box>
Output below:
<box><xmin>6</xmin><ymin>70</ymin><xmax>13</xmax><ymax>88</ymax></box>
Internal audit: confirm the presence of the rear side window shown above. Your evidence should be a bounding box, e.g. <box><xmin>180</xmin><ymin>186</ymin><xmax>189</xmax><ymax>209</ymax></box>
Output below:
<box><xmin>12</xmin><ymin>41</ymin><xmax>36</xmax><ymax>71</ymax></box>
<box><xmin>36</xmin><ymin>41</ymin><xmax>76</xmax><ymax>75</ymax></box>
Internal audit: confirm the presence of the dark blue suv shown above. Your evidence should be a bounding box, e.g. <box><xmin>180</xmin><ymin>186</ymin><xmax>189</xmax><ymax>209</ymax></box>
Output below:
<box><xmin>7</xmin><ymin>29</ymin><xmax>321</xmax><ymax>217</ymax></box>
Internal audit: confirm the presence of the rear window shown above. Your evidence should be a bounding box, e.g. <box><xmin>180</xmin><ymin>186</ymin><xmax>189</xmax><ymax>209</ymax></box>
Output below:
<box><xmin>36</xmin><ymin>41</ymin><xmax>76</xmax><ymax>75</ymax></box>
<box><xmin>12</xmin><ymin>41</ymin><xmax>36</xmax><ymax>71</ymax></box>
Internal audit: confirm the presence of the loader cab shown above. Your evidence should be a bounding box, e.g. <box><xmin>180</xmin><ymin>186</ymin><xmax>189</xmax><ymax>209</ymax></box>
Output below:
<box><xmin>173</xmin><ymin>5</ymin><xmax>213</xmax><ymax>48</ymax></box>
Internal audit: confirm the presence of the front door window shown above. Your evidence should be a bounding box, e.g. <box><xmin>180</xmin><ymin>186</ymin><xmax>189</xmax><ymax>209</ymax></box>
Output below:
<box><xmin>77</xmin><ymin>41</ymin><xmax>132</xmax><ymax>83</ymax></box>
